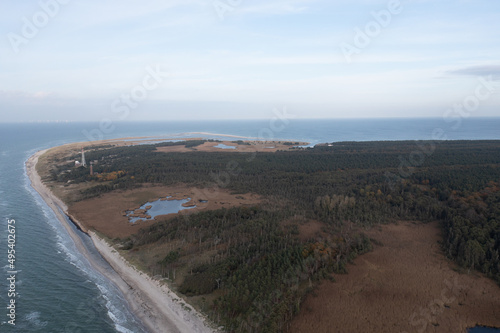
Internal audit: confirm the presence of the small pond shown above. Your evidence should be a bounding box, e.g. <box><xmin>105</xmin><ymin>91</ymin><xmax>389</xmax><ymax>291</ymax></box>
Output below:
<box><xmin>215</xmin><ymin>143</ymin><xmax>237</xmax><ymax>150</ymax></box>
<box><xmin>468</xmin><ymin>327</ymin><xmax>500</xmax><ymax>333</ymax></box>
<box><xmin>127</xmin><ymin>197</ymin><xmax>196</xmax><ymax>223</ymax></box>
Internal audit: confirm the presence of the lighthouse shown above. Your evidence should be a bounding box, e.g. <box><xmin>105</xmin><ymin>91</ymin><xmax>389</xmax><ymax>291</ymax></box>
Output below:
<box><xmin>81</xmin><ymin>148</ymin><xmax>86</xmax><ymax>167</ymax></box>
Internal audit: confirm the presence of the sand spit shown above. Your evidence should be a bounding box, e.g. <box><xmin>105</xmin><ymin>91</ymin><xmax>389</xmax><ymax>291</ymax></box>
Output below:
<box><xmin>178</xmin><ymin>132</ymin><xmax>254</xmax><ymax>140</ymax></box>
<box><xmin>27</xmin><ymin>150</ymin><xmax>216</xmax><ymax>333</ymax></box>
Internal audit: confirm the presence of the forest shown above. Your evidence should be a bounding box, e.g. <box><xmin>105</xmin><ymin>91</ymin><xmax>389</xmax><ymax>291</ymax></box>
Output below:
<box><xmin>51</xmin><ymin>140</ymin><xmax>500</xmax><ymax>332</ymax></box>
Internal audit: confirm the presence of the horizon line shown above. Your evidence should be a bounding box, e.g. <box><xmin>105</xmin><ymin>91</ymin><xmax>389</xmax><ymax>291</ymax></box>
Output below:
<box><xmin>2</xmin><ymin>116</ymin><xmax>500</xmax><ymax>124</ymax></box>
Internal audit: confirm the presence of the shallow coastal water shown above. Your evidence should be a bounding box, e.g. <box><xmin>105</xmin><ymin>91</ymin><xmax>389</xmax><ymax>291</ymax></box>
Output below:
<box><xmin>0</xmin><ymin>147</ymin><xmax>146</xmax><ymax>332</ymax></box>
<box><xmin>1</xmin><ymin>118</ymin><xmax>499</xmax><ymax>332</ymax></box>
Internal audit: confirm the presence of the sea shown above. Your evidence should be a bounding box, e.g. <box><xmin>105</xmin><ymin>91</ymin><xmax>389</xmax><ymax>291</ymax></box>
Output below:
<box><xmin>0</xmin><ymin>118</ymin><xmax>499</xmax><ymax>333</ymax></box>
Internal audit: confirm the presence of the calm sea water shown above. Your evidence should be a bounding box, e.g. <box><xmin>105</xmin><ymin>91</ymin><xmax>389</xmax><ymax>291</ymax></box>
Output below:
<box><xmin>0</xmin><ymin>118</ymin><xmax>499</xmax><ymax>333</ymax></box>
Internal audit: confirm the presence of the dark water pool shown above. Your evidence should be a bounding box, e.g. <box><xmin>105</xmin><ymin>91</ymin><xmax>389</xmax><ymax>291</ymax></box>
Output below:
<box><xmin>127</xmin><ymin>197</ymin><xmax>195</xmax><ymax>223</ymax></box>
<box><xmin>214</xmin><ymin>143</ymin><xmax>236</xmax><ymax>149</ymax></box>
<box><xmin>468</xmin><ymin>327</ymin><xmax>500</xmax><ymax>332</ymax></box>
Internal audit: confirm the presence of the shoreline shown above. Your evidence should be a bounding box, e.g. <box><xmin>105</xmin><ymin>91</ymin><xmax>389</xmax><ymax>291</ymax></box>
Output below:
<box><xmin>26</xmin><ymin>149</ymin><xmax>216</xmax><ymax>333</ymax></box>
<box><xmin>27</xmin><ymin>139</ymin><xmax>500</xmax><ymax>333</ymax></box>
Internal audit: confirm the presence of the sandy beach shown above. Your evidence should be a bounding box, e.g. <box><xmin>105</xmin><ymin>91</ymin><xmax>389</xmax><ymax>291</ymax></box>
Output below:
<box><xmin>26</xmin><ymin>149</ymin><xmax>216</xmax><ymax>333</ymax></box>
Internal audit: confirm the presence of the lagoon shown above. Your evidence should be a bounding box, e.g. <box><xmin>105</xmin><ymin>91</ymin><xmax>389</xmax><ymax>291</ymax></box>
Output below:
<box><xmin>214</xmin><ymin>143</ymin><xmax>236</xmax><ymax>149</ymax></box>
<box><xmin>127</xmin><ymin>197</ymin><xmax>196</xmax><ymax>223</ymax></box>
<box><xmin>469</xmin><ymin>327</ymin><xmax>500</xmax><ymax>332</ymax></box>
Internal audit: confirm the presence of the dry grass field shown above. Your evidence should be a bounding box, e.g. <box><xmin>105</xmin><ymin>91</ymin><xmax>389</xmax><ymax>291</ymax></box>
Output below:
<box><xmin>36</xmin><ymin>139</ymin><xmax>500</xmax><ymax>333</ymax></box>
<box><xmin>289</xmin><ymin>221</ymin><xmax>500</xmax><ymax>333</ymax></box>
<box><xmin>68</xmin><ymin>184</ymin><xmax>261</xmax><ymax>238</ymax></box>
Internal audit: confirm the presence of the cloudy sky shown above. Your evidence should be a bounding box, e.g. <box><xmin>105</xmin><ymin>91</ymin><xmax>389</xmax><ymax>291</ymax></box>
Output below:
<box><xmin>1</xmin><ymin>0</ymin><xmax>499</xmax><ymax>121</ymax></box>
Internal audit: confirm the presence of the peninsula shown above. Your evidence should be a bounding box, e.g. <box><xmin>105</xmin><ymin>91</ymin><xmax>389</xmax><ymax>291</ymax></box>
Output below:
<box><xmin>28</xmin><ymin>137</ymin><xmax>500</xmax><ymax>332</ymax></box>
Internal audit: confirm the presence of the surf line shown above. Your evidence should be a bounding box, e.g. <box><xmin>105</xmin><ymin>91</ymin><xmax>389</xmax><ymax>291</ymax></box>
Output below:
<box><xmin>26</xmin><ymin>150</ymin><xmax>147</xmax><ymax>332</ymax></box>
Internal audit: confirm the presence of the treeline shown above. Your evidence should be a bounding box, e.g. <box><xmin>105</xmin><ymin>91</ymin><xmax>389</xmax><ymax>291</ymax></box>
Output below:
<box><xmin>131</xmin><ymin>206</ymin><xmax>371</xmax><ymax>332</ymax></box>
<box><xmin>441</xmin><ymin>182</ymin><xmax>500</xmax><ymax>282</ymax></box>
<box><xmin>156</xmin><ymin>139</ymin><xmax>219</xmax><ymax>148</ymax></box>
<box><xmin>51</xmin><ymin>140</ymin><xmax>500</xmax><ymax>330</ymax></box>
<box><xmin>56</xmin><ymin>141</ymin><xmax>500</xmax><ymax>277</ymax></box>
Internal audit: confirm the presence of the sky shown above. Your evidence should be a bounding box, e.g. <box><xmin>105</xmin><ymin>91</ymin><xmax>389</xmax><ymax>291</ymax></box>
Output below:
<box><xmin>1</xmin><ymin>0</ymin><xmax>499</xmax><ymax>122</ymax></box>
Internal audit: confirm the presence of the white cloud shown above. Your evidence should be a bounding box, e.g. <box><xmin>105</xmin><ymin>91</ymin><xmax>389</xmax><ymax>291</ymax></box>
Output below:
<box><xmin>237</xmin><ymin>1</ymin><xmax>312</xmax><ymax>15</ymax></box>
<box><xmin>0</xmin><ymin>0</ymin><xmax>499</xmax><ymax>121</ymax></box>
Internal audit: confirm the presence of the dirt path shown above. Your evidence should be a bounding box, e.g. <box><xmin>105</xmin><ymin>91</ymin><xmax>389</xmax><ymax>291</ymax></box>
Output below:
<box><xmin>289</xmin><ymin>221</ymin><xmax>500</xmax><ymax>333</ymax></box>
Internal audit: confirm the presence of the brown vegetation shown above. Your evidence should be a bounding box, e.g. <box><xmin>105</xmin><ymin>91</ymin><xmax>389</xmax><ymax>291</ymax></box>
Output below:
<box><xmin>68</xmin><ymin>184</ymin><xmax>261</xmax><ymax>238</ymax></box>
<box><xmin>289</xmin><ymin>221</ymin><xmax>500</xmax><ymax>333</ymax></box>
<box><xmin>155</xmin><ymin>140</ymin><xmax>306</xmax><ymax>154</ymax></box>
<box><xmin>36</xmin><ymin>139</ymin><xmax>500</xmax><ymax>332</ymax></box>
